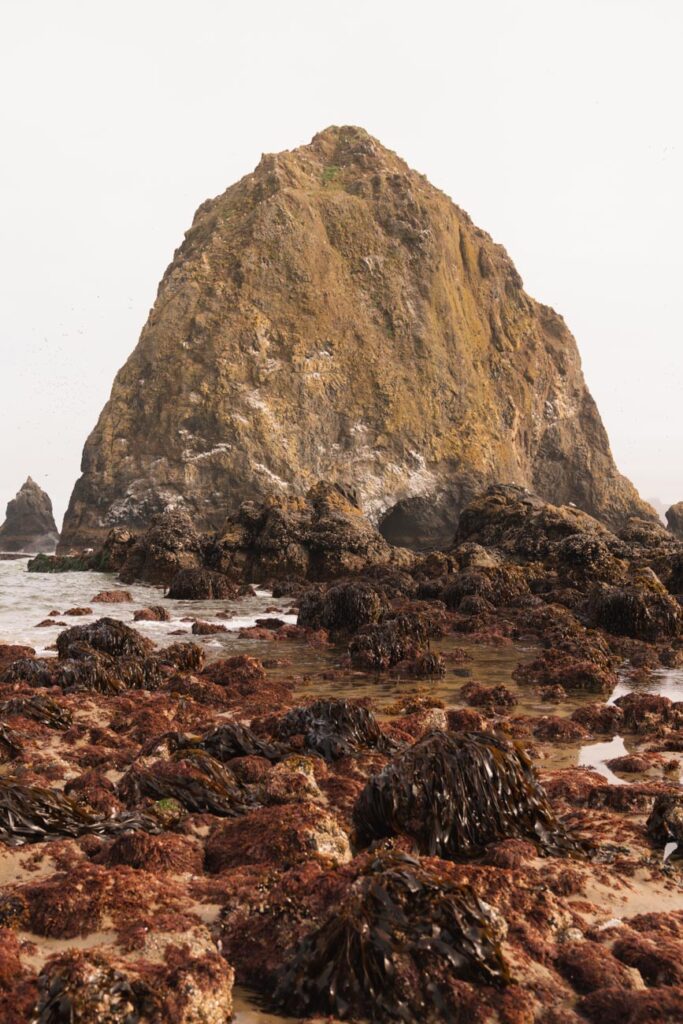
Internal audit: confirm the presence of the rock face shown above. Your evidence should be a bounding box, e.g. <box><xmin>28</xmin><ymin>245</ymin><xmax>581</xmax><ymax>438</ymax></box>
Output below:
<box><xmin>111</xmin><ymin>482</ymin><xmax>413</xmax><ymax>587</ymax></box>
<box><xmin>666</xmin><ymin>502</ymin><xmax>683</xmax><ymax>540</ymax></box>
<box><xmin>207</xmin><ymin>481</ymin><xmax>414</xmax><ymax>583</ymax></box>
<box><xmin>0</xmin><ymin>477</ymin><xmax>59</xmax><ymax>553</ymax></box>
<box><xmin>59</xmin><ymin>125</ymin><xmax>653</xmax><ymax>552</ymax></box>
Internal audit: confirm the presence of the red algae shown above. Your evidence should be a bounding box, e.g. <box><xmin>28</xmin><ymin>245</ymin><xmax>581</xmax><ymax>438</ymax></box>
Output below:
<box><xmin>2</xmin><ymin>481</ymin><xmax>683</xmax><ymax>1021</ymax></box>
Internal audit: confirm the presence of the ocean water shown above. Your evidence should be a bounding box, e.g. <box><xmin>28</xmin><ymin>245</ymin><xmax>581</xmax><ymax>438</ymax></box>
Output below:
<box><xmin>0</xmin><ymin>557</ymin><xmax>297</xmax><ymax>655</ymax></box>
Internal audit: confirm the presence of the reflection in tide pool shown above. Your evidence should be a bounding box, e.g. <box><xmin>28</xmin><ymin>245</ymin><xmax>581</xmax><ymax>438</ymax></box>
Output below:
<box><xmin>577</xmin><ymin>735</ymin><xmax>628</xmax><ymax>786</ymax></box>
<box><xmin>609</xmin><ymin>667</ymin><xmax>683</xmax><ymax>705</ymax></box>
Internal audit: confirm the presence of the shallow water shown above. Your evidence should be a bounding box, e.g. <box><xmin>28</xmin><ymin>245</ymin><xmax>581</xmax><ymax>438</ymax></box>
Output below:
<box><xmin>0</xmin><ymin>557</ymin><xmax>297</xmax><ymax>655</ymax></box>
<box><xmin>2</xmin><ymin>558</ymin><xmax>683</xmax><ymax>1021</ymax></box>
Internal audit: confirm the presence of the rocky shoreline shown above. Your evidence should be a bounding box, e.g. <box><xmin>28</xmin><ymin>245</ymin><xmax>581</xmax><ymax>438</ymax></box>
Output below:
<box><xmin>1</xmin><ymin>482</ymin><xmax>683</xmax><ymax>1022</ymax></box>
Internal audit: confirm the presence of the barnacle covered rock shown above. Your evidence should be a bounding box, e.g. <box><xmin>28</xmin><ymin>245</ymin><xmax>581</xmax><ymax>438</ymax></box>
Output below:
<box><xmin>353</xmin><ymin>730</ymin><xmax>584</xmax><ymax>858</ymax></box>
<box><xmin>456</xmin><ymin>484</ymin><xmax>622</xmax><ymax>561</ymax></box>
<box><xmin>552</xmin><ymin>533</ymin><xmax>626</xmax><ymax>584</ymax></box>
<box><xmin>646</xmin><ymin>793</ymin><xmax>683</xmax><ymax>851</ymax></box>
<box><xmin>33</xmin><ymin>950</ymin><xmax>141</xmax><ymax>1024</ymax></box>
<box><xmin>588</xmin><ymin>573</ymin><xmax>681</xmax><ymax>642</ymax></box>
<box><xmin>274</xmin><ymin>698</ymin><xmax>395</xmax><ymax>761</ymax></box>
<box><xmin>116</xmin><ymin>507</ymin><xmax>203</xmax><ymax>586</ymax></box>
<box><xmin>272</xmin><ymin>851</ymin><xmax>509</xmax><ymax>1022</ymax></box>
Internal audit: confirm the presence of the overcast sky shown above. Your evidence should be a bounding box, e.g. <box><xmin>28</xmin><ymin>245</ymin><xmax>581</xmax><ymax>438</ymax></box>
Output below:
<box><xmin>1</xmin><ymin>0</ymin><xmax>681</xmax><ymax>527</ymax></box>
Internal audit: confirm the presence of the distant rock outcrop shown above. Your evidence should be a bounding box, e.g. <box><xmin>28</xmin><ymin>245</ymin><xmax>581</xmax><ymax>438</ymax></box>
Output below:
<box><xmin>59</xmin><ymin>126</ymin><xmax>655</xmax><ymax>552</ymax></box>
<box><xmin>0</xmin><ymin>478</ymin><xmax>59</xmax><ymax>553</ymax></box>
<box><xmin>666</xmin><ymin>502</ymin><xmax>683</xmax><ymax>541</ymax></box>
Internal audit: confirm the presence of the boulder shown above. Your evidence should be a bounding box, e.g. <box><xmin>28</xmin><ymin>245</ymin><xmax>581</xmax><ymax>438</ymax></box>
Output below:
<box><xmin>209</xmin><ymin>482</ymin><xmax>414</xmax><ymax>583</ymax></box>
<box><xmin>667</xmin><ymin>501</ymin><xmax>683</xmax><ymax>541</ymax></box>
<box><xmin>456</xmin><ymin>484</ymin><xmax>625</xmax><ymax>561</ymax></box>
<box><xmin>117</xmin><ymin>508</ymin><xmax>203</xmax><ymax>586</ymax></box>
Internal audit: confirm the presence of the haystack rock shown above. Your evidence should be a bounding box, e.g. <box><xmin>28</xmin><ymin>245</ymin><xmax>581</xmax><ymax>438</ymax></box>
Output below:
<box><xmin>0</xmin><ymin>477</ymin><xmax>59</xmax><ymax>553</ymax></box>
<box><xmin>59</xmin><ymin>126</ymin><xmax>654</xmax><ymax>552</ymax></box>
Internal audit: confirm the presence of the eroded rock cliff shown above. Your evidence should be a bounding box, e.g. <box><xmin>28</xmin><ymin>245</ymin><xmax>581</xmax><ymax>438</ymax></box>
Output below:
<box><xmin>59</xmin><ymin>126</ymin><xmax>653</xmax><ymax>552</ymax></box>
<box><xmin>0</xmin><ymin>478</ymin><xmax>59</xmax><ymax>553</ymax></box>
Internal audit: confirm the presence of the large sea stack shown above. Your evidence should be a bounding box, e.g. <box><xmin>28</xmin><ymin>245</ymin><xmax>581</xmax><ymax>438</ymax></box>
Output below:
<box><xmin>0</xmin><ymin>477</ymin><xmax>59</xmax><ymax>553</ymax></box>
<box><xmin>59</xmin><ymin>126</ymin><xmax>653</xmax><ymax>552</ymax></box>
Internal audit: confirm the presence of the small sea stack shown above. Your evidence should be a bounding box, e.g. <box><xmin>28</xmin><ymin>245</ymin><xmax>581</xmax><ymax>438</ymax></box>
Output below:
<box><xmin>0</xmin><ymin>478</ymin><xmax>59</xmax><ymax>553</ymax></box>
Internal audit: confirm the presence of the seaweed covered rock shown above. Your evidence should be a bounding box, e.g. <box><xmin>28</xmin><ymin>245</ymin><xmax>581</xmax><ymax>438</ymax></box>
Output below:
<box><xmin>98</xmin><ymin>831</ymin><xmax>204</xmax><ymax>873</ymax></box>
<box><xmin>92</xmin><ymin>590</ymin><xmax>133</xmax><ymax>604</ymax></box>
<box><xmin>56</xmin><ymin>617</ymin><xmax>154</xmax><ymax>660</ymax></box>
<box><xmin>552</xmin><ymin>533</ymin><xmax>626</xmax><ymax>585</ymax></box>
<box><xmin>442</xmin><ymin>564</ymin><xmax>530</xmax><ymax>610</ymax></box>
<box><xmin>0</xmin><ymin>777</ymin><xmax>156</xmax><ymax>846</ymax></box>
<box><xmin>348</xmin><ymin>613</ymin><xmax>428</xmax><ymax>671</ymax></box>
<box><xmin>274</xmin><ymin>698</ymin><xmax>395</xmax><ymax>760</ymax></box>
<box><xmin>203</xmin><ymin>655</ymin><xmax>266</xmax><ymax>687</ymax></box>
<box><xmin>53</xmin><ymin>651</ymin><xmax>163</xmax><ymax>694</ymax></box>
<box><xmin>205</xmin><ymin>802</ymin><xmax>351</xmax><ymax>872</ymax></box>
<box><xmin>158</xmin><ymin>641</ymin><xmax>205</xmax><ymax>672</ymax></box>
<box><xmin>117</xmin><ymin>750</ymin><xmax>253</xmax><ymax>817</ymax></box>
<box><xmin>555</xmin><ymin>940</ymin><xmax>637</xmax><ymax>995</ymax></box>
<box><xmin>588</xmin><ymin>572</ymin><xmax>681</xmax><ymax>641</ymax></box>
<box><xmin>209</xmin><ymin>483</ymin><xmax>413</xmax><ymax>583</ymax></box>
<box><xmin>195</xmin><ymin>722</ymin><xmax>283</xmax><ymax>763</ymax></box>
<box><xmin>0</xmin><ymin>642</ymin><xmax>35</xmax><ymax>674</ymax></box>
<box><xmin>0</xmin><ymin>656</ymin><xmax>54</xmax><ymax>686</ymax></box>
<box><xmin>191</xmin><ymin>620</ymin><xmax>228</xmax><ymax>636</ymax></box>
<box><xmin>297</xmin><ymin>580</ymin><xmax>388</xmax><ymax>635</ymax></box>
<box><xmin>513</xmin><ymin>651</ymin><xmax>617</xmax><ymax>695</ymax></box>
<box><xmin>117</xmin><ymin>508</ymin><xmax>203</xmax><ymax>586</ymax></box>
<box><xmin>353</xmin><ymin>730</ymin><xmax>583</xmax><ymax>858</ymax></box>
<box><xmin>571</xmin><ymin>702</ymin><xmax>624</xmax><ymax>735</ymax></box>
<box><xmin>166</xmin><ymin>567</ymin><xmax>238</xmax><ymax>600</ymax></box>
<box><xmin>133</xmin><ymin>605</ymin><xmax>171</xmax><ymax>622</ymax></box>
<box><xmin>27</xmin><ymin>552</ymin><xmax>92</xmax><ymax>573</ymax></box>
<box><xmin>272</xmin><ymin>851</ymin><xmax>508</xmax><ymax>1022</ymax></box>
<box><xmin>90</xmin><ymin>525</ymin><xmax>136</xmax><ymax>573</ymax></box>
<box><xmin>456</xmin><ymin>484</ymin><xmax>626</xmax><ymax>561</ymax></box>
<box><xmin>0</xmin><ymin>694</ymin><xmax>72</xmax><ymax>728</ymax></box>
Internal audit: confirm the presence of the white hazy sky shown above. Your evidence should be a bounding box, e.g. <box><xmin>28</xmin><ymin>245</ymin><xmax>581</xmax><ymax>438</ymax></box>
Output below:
<box><xmin>1</xmin><ymin>0</ymin><xmax>681</xmax><ymax>527</ymax></box>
